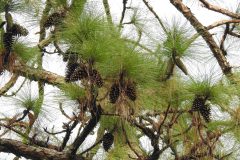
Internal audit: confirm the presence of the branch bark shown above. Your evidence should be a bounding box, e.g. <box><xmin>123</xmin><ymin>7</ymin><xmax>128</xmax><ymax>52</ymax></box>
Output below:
<box><xmin>170</xmin><ymin>0</ymin><xmax>231</xmax><ymax>74</ymax></box>
<box><xmin>11</xmin><ymin>62</ymin><xmax>65</xmax><ymax>86</ymax></box>
<box><xmin>0</xmin><ymin>138</ymin><xmax>84</xmax><ymax>160</ymax></box>
<box><xmin>103</xmin><ymin>0</ymin><xmax>113</xmax><ymax>25</ymax></box>
<box><xmin>68</xmin><ymin>104</ymin><xmax>102</xmax><ymax>157</ymax></box>
<box><xmin>0</xmin><ymin>74</ymin><xmax>18</xmax><ymax>96</ymax></box>
<box><xmin>199</xmin><ymin>0</ymin><xmax>240</xmax><ymax>19</ymax></box>
<box><xmin>207</xmin><ymin>19</ymin><xmax>240</xmax><ymax>30</ymax></box>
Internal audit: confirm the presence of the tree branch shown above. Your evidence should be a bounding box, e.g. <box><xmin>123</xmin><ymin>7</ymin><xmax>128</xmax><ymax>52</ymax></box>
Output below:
<box><xmin>170</xmin><ymin>0</ymin><xmax>231</xmax><ymax>74</ymax></box>
<box><xmin>68</xmin><ymin>104</ymin><xmax>102</xmax><ymax>157</ymax></box>
<box><xmin>0</xmin><ymin>74</ymin><xmax>18</xmax><ymax>96</ymax></box>
<box><xmin>103</xmin><ymin>0</ymin><xmax>113</xmax><ymax>24</ymax></box>
<box><xmin>207</xmin><ymin>19</ymin><xmax>240</xmax><ymax>30</ymax></box>
<box><xmin>0</xmin><ymin>138</ymin><xmax>84</xmax><ymax>160</ymax></box>
<box><xmin>119</xmin><ymin>0</ymin><xmax>128</xmax><ymax>25</ymax></box>
<box><xmin>142</xmin><ymin>0</ymin><xmax>167</xmax><ymax>33</ymax></box>
<box><xmin>199</xmin><ymin>0</ymin><xmax>240</xmax><ymax>19</ymax></box>
<box><xmin>10</xmin><ymin>62</ymin><xmax>65</xmax><ymax>86</ymax></box>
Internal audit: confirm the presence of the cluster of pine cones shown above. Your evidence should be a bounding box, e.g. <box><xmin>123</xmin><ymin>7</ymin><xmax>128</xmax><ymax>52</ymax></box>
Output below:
<box><xmin>109</xmin><ymin>79</ymin><xmax>137</xmax><ymax>103</ymax></box>
<box><xmin>2</xmin><ymin>13</ymin><xmax>28</xmax><ymax>65</ymax></box>
<box><xmin>192</xmin><ymin>96</ymin><xmax>211</xmax><ymax>123</ymax></box>
<box><xmin>43</xmin><ymin>10</ymin><xmax>66</xmax><ymax>29</ymax></box>
<box><xmin>3</xmin><ymin>23</ymin><xmax>28</xmax><ymax>50</ymax></box>
<box><xmin>65</xmin><ymin>60</ymin><xmax>103</xmax><ymax>87</ymax></box>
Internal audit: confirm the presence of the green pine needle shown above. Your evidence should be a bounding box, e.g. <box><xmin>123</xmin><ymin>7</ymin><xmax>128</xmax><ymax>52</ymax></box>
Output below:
<box><xmin>160</xmin><ymin>18</ymin><xmax>202</xmax><ymax>60</ymax></box>
<box><xmin>187</xmin><ymin>74</ymin><xmax>234</xmax><ymax>108</ymax></box>
<box><xmin>11</xmin><ymin>86</ymin><xmax>42</xmax><ymax>115</ymax></box>
<box><xmin>59</xmin><ymin>83</ymin><xmax>85</xmax><ymax>101</ymax></box>
<box><xmin>13</xmin><ymin>42</ymin><xmax>40</xmax><ymax>63</ymax></box>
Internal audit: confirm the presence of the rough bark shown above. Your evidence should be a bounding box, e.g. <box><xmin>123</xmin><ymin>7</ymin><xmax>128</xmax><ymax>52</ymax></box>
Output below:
<box><xmin>11</xmin><ymin>62</ymin><xmax>65</xmax><ymax>86</ymax></box>
<box><xmin>0</xmin><ymin>74</ymin><xmax>18</xmax><ymax>96</ymax></box>
<box><xmin>199</xmin><ymin>0</ymin><xmax>240</xmax><ymax>19</ymax></box>
<box><xmin>170</xmin><ymin>0</ymin><xmax>232</xmax><ymax>74</ymax></box>
<box><xmin>0</xmin><ymin>138</ymin><xmax>84</xmax><ymax>160</ymax></box>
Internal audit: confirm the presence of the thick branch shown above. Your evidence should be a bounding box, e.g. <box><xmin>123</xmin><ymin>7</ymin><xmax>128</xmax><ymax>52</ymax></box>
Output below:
<box><xmin>199</xmin><ymin>0</ymin><xmax>240</xmax><ymax>19</ymax></box>
<box><xmin>11</xmin><ymin>62</ymin><xmax>65</xmax><ymax>86</ymax></box>
<box><xmin>170</xmin><ymin>0</ymin><xmax>231</xmax><ymax>74</ymax></box>
<box><xmin>0</xmin><ymin>138</ymin><xmax>83</xmax><ymax>160</ymax></box>
<box><xmin>68</xmin><ymin>104</ymin><xmax>102</xmax><ymax>156</ymax></box>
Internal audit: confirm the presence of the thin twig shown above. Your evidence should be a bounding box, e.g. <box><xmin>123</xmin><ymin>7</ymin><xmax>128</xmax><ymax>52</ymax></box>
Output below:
<box><xmin>119</xmin><ymin>0</ymin><xmax>128</xmax><ymax>26</ymax></box>
<box><xmin>80</xmin><ymin>138</ymin><xmax>102</xmax><ymax>155</ymax></box>
<box><xmin>219</xmin><ymin>24</ymin><xmax>229</xmax><ymax>56</ymax></box>
<box><xmin>142</xmin><ymin>0</ymin><xmax>167</xmax><ymax>33</ymax></box>
<box><xmin>3</xmin><ymin>78</ymin><xmax>27</xmax><ymax>97</ymax></box>
<box><xmin>59</xmin><ymin>103</ymin><xmax>73</xmax><ymax>120</ymax></box>
<box><xmin>43</xmin><ymin>127</ymin><xmax>67</xmax><ymax>135</ymax></box>
<box><xmin>207</xmin><ymin>19</ymin><xmax>240</xmax><ymax>30</ymax></box>
<box><xmin>199</xmin><ymin>0</ymin><xmax>240</xmax><ymax>19</ymax></box>
<box><xmin>60</xmin><ymin>120</ymin><xmax>78</xmax><ymax>151</ymax></box>
<box><xmin>158</xmin><ymin>104</ymin><xmax>171</xmax><ymax>134</ymax></box>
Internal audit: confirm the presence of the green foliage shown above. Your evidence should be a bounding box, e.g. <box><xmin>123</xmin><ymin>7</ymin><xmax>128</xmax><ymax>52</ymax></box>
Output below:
<box><xmin>160</xmin><ymin>19</ymin><xmax>200</xmax><ymax>59</ymax></box>
<box><xmin>12</xmin><ymin>86</ymin><xmax>42</xmax><ymax>115</ymax></box>
<box><xmin>12</xmin><ymin>42</ymin><xmax>40</xmax><ymax>63</ymax></box>
<box><xmin>50</xmin><ymin>0</ymin><xmax>68</xmax><ymax>8</ymax></box>
<box><xmin>207</xmin><ymin>120</ymin><xmax>233</xmax><ymax>132</ymax></box>
<box><xmin>105</xmin><ymin>120</ymin><xmax>140</xmax><ymax>160</ymax></box>
<box><xmin>68</xmin><ymin>0</ymin><xmax>87</xmax><ymax>18</ymax></box>
<box><xmin>160</xmin><ymin>77</ymin><xmax>189</xmax><ymax>107</ymax></box>
<box><xmin>59</xmin><ymin>83</ymin><xmax>85</xmax><ymax>101</ymax></box>
<box><xmin>0</xmin><ymin>0</ymin><xmax>41</xmax><ymax>13</ymax></box>
<box><xmin>61</xmin><ymin>13</ymin><xmax>113</xmax><ymax>61</ymax></box>
<box><xmin>61</xmin><ymin>13</ymin><xmax>159</xmax><ymax>86</ymax></box>
<box><xmin>100</xmin><ymin>116</ymin><xmax>120</xmax><ymax>131</ymax></box>
<box><xmin>186</xmin><ymin>75</ymin><xmax>234</xmax><ymax>107</ymax></box>
<box><xmin>107</xmin><ymin>143</ymin><xmax>130</xmax><ymax>160</ymax></box>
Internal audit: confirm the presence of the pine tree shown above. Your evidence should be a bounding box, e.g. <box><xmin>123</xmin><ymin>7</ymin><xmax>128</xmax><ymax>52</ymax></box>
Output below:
<box><xmin>0</xmin><ymin>1</ymin><xmax>239</xmax><ymax>160</ymax></box>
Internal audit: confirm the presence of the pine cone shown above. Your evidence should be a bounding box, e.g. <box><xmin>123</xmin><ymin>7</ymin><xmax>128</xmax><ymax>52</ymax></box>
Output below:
<box><xmin>3</xmin><ymin>32</ymin><xmax>14</xmax><ymax>64</ymax></box>
<box><xmin>65</xmin><ymin>62</ymin><xmax>79</xmax><ymax>82</ymax></box>
<box><xmin>109</xmin><ymin>83</ymin><xmax>120</xmax><ymax>103</ymax></box>
<box><xmin>44</xmin><ymin>11</ymin><xmax>66</xmax><ymax>28</ymax></box>
<box><xmin>102</xmin><ymin>132</ymin><xmax>114</xmax><ymax>151</ymax></box>
<box><xmin>125</xmin><ymin>82</ymin><xmax>136</xmax><ymax>101</ymax></box>
<box><xmin>11</xmin><ymin>23</ymin><xmax>28</xmax><ymax>37</ymax></box>
<box><xmin>92</xmin><ymin>69</ymin><xmax>103</xmax><ymax>87</ymax></box>
<box><xmin>69</xmin><ymin>66</ymin><xmax>88</xmax><ymax>81</ymax></box>
<box><xmin>192</xmin><ymin>97</ymin><xmax>205</xmax><ymax>111</ymax></box>
<box><xmin>199</xmin><ymin>104</ymin><xmax>211</xmax><ymax>123</ymax></box>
